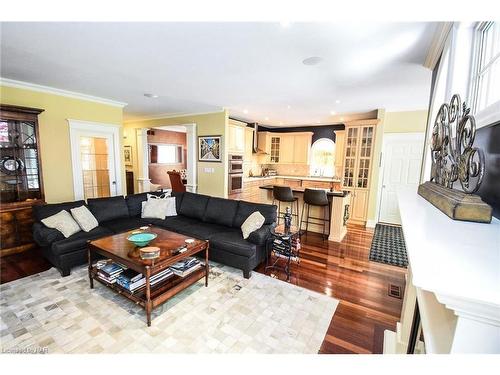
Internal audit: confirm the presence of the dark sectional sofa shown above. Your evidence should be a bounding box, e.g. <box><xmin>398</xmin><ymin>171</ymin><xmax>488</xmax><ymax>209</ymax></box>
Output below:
<box><xmin>32</xmin><ymin>192</ymin><xmax>277</xmax><ymax>279</ymax></box>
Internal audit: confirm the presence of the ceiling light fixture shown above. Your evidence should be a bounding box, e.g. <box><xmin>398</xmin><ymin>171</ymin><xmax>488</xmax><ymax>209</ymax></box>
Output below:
<box><xmin>279</xmin><ymin>121</ymin><xmax>283</xmax><ymax>125</ymax></box>
<box><xmin>144</xmin><ymin>93</ymin><xmax>159</xmax><ymax>98</ymax></box>
<box><xmin>316</xmin><ymin>121</ymin><xmax>321</xmax><ymax>124</ymax></box>
<box><xmin>330</xmin><ymin>110</ymin><xmax>336</xmax><ymax>115</ymax></box>
<box><xmin>340</xmin><ymin>117</ymin><xmax>344</xmax><ymax>121</ymax></box>
<box><xmin>264</xmin><ymin>117</ymin><xmax>269</xmax><ymax>121</ymax></box>
<box><xmin>243</xmin><ymin>109</ymin><xmax>249</xmax><ymax>114</ymax></box>
<box><xmin>335</xmin><ymin>100</ymin><xmax>341</xmax><ymax>104</ymax></box>
<box><xmin>280</xmin><ymin>21</ymin><xmax>291</xmax><ymax>28</ymax></box>
<box><xmin>302</xmin><ymin>56</ymin><xmax>323</xmax><ymax>66</ymax></box>
<box><xmin>287</xmin><ymin>105</ymin><xmax>291</xmax><ymax>109</ymax></box>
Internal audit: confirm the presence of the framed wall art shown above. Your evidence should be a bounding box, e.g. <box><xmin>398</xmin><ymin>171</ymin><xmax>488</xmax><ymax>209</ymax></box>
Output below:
<box><xmin>198</xmin><ymin>135</ymin><xmax>221</xmax><ymax>162</ymax></box>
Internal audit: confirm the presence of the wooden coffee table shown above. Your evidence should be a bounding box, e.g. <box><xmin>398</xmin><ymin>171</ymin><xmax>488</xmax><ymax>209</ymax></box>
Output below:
<box><xmin>87</xmin><ymin>226</ymin><xmax>209</xmax><ymax>326</ymax></box>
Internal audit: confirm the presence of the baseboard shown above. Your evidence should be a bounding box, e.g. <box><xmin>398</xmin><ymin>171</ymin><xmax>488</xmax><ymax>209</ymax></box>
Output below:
<box><xmin>366</xmin><ymin>219</ymin><xmax>377</xmax><ymax>228</ymax></box>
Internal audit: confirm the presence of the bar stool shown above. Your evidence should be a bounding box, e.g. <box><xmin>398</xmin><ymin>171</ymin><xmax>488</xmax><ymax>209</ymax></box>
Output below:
<box><xmin>272</xmin><ymin>186</ymin><xmax>299</xmax><ymax>226</ymax></box>
<box><xmin>300</xmin><ymin>188</ymin><xmax>331</xmax><ymax>240</ymax></box>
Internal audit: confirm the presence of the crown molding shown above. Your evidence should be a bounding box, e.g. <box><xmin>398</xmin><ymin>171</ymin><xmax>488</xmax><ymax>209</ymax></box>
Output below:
<box><xmin>424</xmin><ymin>22</ymin><xmax>453</xmax><ymax>70</ymax></box>
<box><xmin>123</xmin><ymin>109</ymin><xmax>225</xmax><ymax>123</ymax></box>
<box><xmin>0</xmin><ymin>77</ymin><xmax>128</xmax><ymax>108</ymax></box>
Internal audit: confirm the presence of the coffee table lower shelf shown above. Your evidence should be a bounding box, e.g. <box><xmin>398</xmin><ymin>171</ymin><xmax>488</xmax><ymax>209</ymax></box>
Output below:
<box><xmin>89</xmin><ymin>265</ymin><xmax>207</xmax><ymax>326</ymax></box>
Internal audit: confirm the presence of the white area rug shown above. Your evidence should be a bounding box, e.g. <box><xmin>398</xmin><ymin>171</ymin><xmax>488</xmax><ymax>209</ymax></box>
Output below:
<box><xmin>0</xmin><ymin>263</ymin><xmax>338</xmax><ymax>353</ymax></box>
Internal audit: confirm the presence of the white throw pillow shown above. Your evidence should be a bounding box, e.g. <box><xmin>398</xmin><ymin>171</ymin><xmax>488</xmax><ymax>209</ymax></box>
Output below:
<box><xmin>70</xmin><ymin>205</ymin><xmax>98</xmax><ymax>232</ymax></box>
<box><xmin>141</xmin><ymin>196</ymin><xmax>177</xmax><ymax>219</ymax></box>
<box><xmin>41</xmin><ymin>210</ymin><xmax>81</xmax><ymax>238</ymax></box>
<box><xmin>241</xmin><ymin>211</ymin><xmax>265</xmax><ymax>239</ymax></box>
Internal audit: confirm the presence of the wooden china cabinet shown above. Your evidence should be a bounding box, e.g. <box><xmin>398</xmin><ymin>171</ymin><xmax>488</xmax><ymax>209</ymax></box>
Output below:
<box><xmin>0</xmin><ymin>105</ymin><xmax>45</xmax><ymax>256</ymax></box>
<box><xmin>342</xmin><ymin>119</ymin><xmax>378</xmax><ymax>225</ymax></box>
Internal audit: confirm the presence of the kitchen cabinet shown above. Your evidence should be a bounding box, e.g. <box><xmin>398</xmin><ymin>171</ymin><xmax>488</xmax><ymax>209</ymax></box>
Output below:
<box><xmin>228</xmin><ymin>119</ymin><xmax>245</xmax><ymax>154</ymax></box>
<box><xmin>341</xmin><ymin>120</ymin><xmax>377</xmax><ymax>224</ymax></box>
<box><xmin>257</xmin><ymin>131</ymin><xmax>312</xmax><ymax>164</ymax></box>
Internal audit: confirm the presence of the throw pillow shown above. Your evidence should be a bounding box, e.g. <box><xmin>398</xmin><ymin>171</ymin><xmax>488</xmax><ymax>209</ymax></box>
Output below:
<box><xmin>41</xmin><ymin>210</ymin><xmax>81</xmax><ymax>238</ymax></box>
<box><xmin>142</xmin><ymin>194</ymin><xmax>177</xmax><ymax>218</ymax></box>
<box><xmin>241</xmin><ymin>211</ymin><xmax>265</xmax><ymax>239</ymax></box>
<box><xmin>70</xmin><ymin>205</ymin><xmax>98</xmax><ymax>232</ymax></box>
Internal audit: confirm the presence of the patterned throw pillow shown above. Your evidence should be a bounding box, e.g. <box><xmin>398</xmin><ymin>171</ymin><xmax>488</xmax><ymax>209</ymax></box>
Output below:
<box><xmin>241</xmin><ymin>211</ymin><xmax>265</xmax><ymax>239</ymax></box>
<box><xmin>41</xmin><ymin>210</ymin><xmax>81</xmax><ymax>238</ymax></box>
<box><xmin>70</xmin><ymin>205</ymin><xmax>98</xmax><ymax>232</ymax></box>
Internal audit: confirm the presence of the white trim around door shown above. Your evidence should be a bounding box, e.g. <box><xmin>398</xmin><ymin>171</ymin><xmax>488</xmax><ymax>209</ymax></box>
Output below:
<box><xmin>68</xmin><ymin>119</ymin><xmax>123</xmax><ymax>200</ymax></box>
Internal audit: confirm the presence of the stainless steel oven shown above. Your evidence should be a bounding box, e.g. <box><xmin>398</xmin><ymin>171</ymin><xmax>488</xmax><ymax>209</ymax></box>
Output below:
<box><xmin>228</xmin><ymin>154</ymin><xmax>243</xmax><ymax>174</ymax></box>
<box><xmin>228</xmin><ymin>173</ymin><xmax>243</xmax><ymax>194</ymax></box>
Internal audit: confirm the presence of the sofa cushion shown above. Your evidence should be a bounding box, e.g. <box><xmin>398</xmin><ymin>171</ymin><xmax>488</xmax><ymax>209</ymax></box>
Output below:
<box><xmin>162</xmin><ymin>215</ymin><xmax>200</xmax><ymax>232</ymax></box>
<box><xmin>51</xmin><ymin>226</ymin><xmax>113</xmax><ymax>256</ymax></box>
<box><xmin>233</xmin><ymin>201</ymin><xmax>277</xmax><ymax>228</ymax></box>
<box><xmin>125</xmin><ymin>192</ymin><xmax>164</xmax><ymax>217</ymax></box>
<box><xmin>171</xmin><ymin>191</ymin><xmax>184</xmax><ymax>212</ymax></box>
<box><xmin>87</xmin><ymin>196</ymin><xmax>129</xmax><ymax>223</ymax></box>
<box><xmin>32</xmin><ymin>222</ymin><xmax>64</xmax><ymax>247</ymax></box>
<box><xmin>70</xmin><ymin>205</ymin><xmax>98</xmax><ymax>232</ymax></box>
<box><xmin>247</xmin><ymin>224</ymin><xmax>274</xmax><ymax>246</ymax></box>
<box><xmin>210</xmin><ymin>231</ymin><xmax>257</xmax><ymax>258</ymax></box>
<box><xmin>203</xmin><ymin>197</ymin><xmax>239</xmax><ymax>227</ymax></box>
<box><xmin>182</xmin><ymin>223</ymin><xmax>235</xmax><ymax>240</ymax></box>
<box><xmin>33</xmin><ymin>200</ymin><xmax>86</xmax><ymax>221</ymax></box>
<box><xmin>179</xmin><ymin>192</ymin><xmax>210</xmax><ymax>220</ymax></box>
<box><xmin>101</xmin><ymin>218</ymin><xmax>147</xmax><ymax>234</ymax></box>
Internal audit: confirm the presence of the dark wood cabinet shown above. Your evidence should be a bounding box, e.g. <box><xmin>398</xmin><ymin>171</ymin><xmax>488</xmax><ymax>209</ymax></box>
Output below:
<box><xmin>0</xmin><ymin>104</ymin><xmax>45</xmax><ymax>256</ymax></box>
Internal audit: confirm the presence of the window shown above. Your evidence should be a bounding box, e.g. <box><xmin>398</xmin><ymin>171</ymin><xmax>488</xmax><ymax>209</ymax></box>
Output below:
<box><xmin>149</xmin><ymin>144</ymin><xmax>183</xmax><ymax>164</ymax></box>
<box><xmin>310</xmin><ymin>138</ymin><xmax>335</xmax><ymax>177</ymax></box>
<box><xmin>472</xmin><ymin>22</ymin><xmax>500</xmax><ymax>113</ymax></box>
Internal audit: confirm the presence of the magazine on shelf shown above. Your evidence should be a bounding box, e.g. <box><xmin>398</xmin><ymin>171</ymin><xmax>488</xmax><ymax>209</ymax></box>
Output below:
<box><xmin>170</xmin><ymin>257</ymin><xmax>202</xmax><ymax>277</ymax></box>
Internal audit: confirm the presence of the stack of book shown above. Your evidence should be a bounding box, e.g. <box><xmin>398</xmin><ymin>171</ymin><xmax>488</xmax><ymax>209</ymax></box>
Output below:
<box><xmin>149</xmin><ymin>268</ymin><xmax>174</xmax><ymax>286</ymax></box>
<box><xmin>116</xmin><ymin>269</ymin><xmax>145</xmax><ymax>292</ymax></box>
<box><xmin>170</xmin><ymin>257</ymin><xmax>202</xmax><ymax>277</ymax></box>
<box><xmin>97</xmin><ymin>262</ymin><xmax>125</xmax><ymax>283</ymax></box>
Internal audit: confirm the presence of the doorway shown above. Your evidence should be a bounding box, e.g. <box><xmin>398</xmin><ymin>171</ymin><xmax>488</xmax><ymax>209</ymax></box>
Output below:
<box><xmin>378</xmin><ymin>133</ymin><xmax>425</xmax><ymax>225</ymax></box>
<box><xmin>68</xmin><ymin>120</ymin><xmax>122</xmax><ymax>200</ymax></box>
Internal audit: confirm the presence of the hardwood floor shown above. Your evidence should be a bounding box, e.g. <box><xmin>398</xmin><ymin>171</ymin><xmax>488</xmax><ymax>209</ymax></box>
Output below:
<box><xmin>0</xmin><ymin>247</ymin><xmax>51</xmax><ymax>284</ymax></box>
<box><xmin>255</xmin><ymin>225</ymin><xmax>407</xmax><ymax>354</ymax></box>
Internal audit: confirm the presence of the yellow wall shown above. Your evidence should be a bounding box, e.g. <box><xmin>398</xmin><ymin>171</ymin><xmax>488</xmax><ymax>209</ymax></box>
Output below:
<box><xmin>383</xmin><ymin>110</ymin><xmax>428</xmax><ymax>133</ymax></box>
<box><xmin>0</xmin><ymin>85</ymin><xmax>124</xmax><ymax>203</ymax></box>
<box><xmin>124</xmin><ymin>111</ymin><xmax>229</xmax><ymax>198</ymax></box>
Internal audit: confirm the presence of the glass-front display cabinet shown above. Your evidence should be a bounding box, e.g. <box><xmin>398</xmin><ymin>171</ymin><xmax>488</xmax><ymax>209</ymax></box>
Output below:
<box><xmin>0</xmin><ymin>104</ymin><xmax>45</xmax><ymax>256</ymax></box>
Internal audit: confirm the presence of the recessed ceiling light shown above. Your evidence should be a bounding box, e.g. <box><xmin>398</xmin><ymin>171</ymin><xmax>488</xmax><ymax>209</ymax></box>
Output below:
<box><xmin>335</xmin><ymin>100</ymin><xmax>341</xmax><ymax>104</ymax></box>
<box><xmin>280</xmin><ymin>21</ymin><xmax>291</xmax><ymax>28</ymax></box>
<box><xmin>279</xmin><ymin>121</ymin><xmax>283</xmax><ymax>125</ymax></box>
<box><xmin>330</xmin><ymin>111</ymin><xmax>336</xmax><ymax>115</ymax></box>
<box><xmin>302</xmin><ymin>56</ymin><xmax>323</xmax><ymax>66</ymax></box>
<box><xmin>243</xmin><ymin>109</ymin><xmax>249</xmax><ymax>114</ymax></box>
<box><xmin>340</xmin><ymin>117</ymin><xmax>344</xmax><ymax>121</ymax></box>
<box><xmin>316</xmin><ymin>120</ymin><xmax>321</xmax><ymax>124</ymax></box>
<box><xmin>287</xmin><ymin>105</ymin><xmax>291</xmax><ymax>109</ymax></box>
<box><xmin>264</xmin><ymin>117</ymin><xmax>269</xmax><ymax>121</ymax></box>
<box><xmin>144</xmin><ymin>93</ymin><xmax>159</xmax><ymax>98</ymax></box>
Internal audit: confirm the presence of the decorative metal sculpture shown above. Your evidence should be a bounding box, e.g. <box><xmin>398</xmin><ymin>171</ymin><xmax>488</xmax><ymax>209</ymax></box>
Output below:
<box><xmin>430</xmin><ymin>94</ymin><xmax>484</xmax><ymax>194</ymax></box>
<box><xmin>283</xmin><ymin>206</ymin><xmax>292</xmax><ymax>232</ymax></box>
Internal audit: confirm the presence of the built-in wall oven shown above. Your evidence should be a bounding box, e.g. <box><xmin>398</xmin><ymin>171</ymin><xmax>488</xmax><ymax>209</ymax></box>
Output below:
<box><xmin>228</xmin><ymin>154</ymin><xmax>244</xmax><ymax>194</ymax></box>
<box><xmin>228</xmin><ymin>154</ymin><xmax>243</xmax><ymax>174</ymax></box>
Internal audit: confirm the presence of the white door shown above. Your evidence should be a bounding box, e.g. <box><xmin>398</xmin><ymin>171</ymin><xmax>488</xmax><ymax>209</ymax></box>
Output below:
<box><xmin>68</xmin><ymin>120</ymin><xmax>122</xmax><ymax>200</ymax></box>
<box><xmin>379</xmin><ymin>133</ymin><xmax>425</xmax><ymax>224</ymax></box>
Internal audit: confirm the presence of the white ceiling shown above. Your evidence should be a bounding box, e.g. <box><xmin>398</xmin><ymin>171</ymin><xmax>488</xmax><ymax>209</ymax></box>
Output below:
<box><xmin>0</xmin><ymin>22</ymin><xmax>438</xmax><ymax>126</ymax></box>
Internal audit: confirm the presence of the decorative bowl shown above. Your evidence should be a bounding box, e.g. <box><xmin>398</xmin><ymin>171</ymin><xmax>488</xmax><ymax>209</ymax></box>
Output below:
<box><xmin>127</xmin><ymin>232</ymin><xmax>157</xmax><ymax>247</ymax></box>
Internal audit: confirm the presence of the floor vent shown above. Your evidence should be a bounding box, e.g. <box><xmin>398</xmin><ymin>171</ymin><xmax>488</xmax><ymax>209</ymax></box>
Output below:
<box><xmin>388</xmin><ymin>284</ymin><xmax>402</xmax><ymax>299</ymax></box>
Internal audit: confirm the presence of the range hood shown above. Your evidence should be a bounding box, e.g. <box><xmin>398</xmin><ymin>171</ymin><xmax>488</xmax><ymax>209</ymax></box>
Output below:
<box><xmin>251</xmin><ymin>123</ymin><xmax>268</xmax><ymax>154</ymax></box>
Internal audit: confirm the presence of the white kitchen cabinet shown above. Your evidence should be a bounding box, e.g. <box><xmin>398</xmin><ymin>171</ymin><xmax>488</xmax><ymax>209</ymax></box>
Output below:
<box><xmin>228</xmin><ymin>120</ymin><xmax>245</xmax><ymax>154</ymax></box>
<box><xmin>341</xmin><ymin>120</ymin><xmax>377</xmax><ymax>224</ymax></box>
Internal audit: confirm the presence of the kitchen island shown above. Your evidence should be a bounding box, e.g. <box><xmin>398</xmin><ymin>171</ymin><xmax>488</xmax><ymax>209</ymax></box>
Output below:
<box><xmin>259</xmin><ymin>185</ymin><xmax>350</xmax><ymax>242</ymax></box>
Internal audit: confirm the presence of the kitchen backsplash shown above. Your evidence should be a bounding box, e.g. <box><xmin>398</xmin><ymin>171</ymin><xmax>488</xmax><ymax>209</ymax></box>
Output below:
<box><xmin>243</xmin><ymin>162</ymin><xmax>310</xmax><ymax>177</ymax></box>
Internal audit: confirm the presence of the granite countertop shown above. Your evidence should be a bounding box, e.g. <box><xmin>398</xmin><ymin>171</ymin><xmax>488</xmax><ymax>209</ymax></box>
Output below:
<box><xmin>244</xmin><ymin>175</ymin><xmax>341</xmax><ymax>183</ymax></box>
<box><xmin>259</xmin><ymin>184</ymin><xmax>349</xmax><ymax>197</ymax></box>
